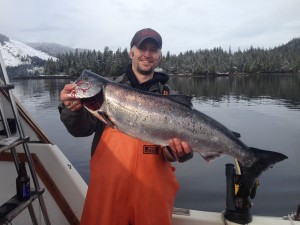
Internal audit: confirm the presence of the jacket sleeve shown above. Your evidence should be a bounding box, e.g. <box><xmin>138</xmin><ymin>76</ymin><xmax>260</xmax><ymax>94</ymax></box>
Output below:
<box><xmin>58</xmin><ymin>102</ymin><xmax>99</xmax><ymax>137</ymax></box>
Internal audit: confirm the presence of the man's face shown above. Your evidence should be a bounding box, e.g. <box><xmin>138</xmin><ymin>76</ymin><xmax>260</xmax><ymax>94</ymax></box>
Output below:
<box><xmin>130</xmin><ymin>39</ymin><xmax>161</xmax><ymax>76</ymax></box>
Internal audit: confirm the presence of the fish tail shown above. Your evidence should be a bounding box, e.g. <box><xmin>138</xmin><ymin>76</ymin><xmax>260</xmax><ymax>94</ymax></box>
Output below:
<box><xmin>237</xmin><ymin>147</ymin><xmax>287</xmax><ymax>197</ymax></box>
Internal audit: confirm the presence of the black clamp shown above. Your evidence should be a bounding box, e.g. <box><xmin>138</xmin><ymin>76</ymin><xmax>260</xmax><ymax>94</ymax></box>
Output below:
<box><xmin>224</xmin><ymin>163</ymin><xmax>259</xmax><ymax>224</ymax></box>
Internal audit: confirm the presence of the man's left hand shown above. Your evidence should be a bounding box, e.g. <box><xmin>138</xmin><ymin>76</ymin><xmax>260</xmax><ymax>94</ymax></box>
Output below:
<box><xmin>163</xmin><ymin>138</ymin><xmax>193</xmax><ymax>162</ymax></box>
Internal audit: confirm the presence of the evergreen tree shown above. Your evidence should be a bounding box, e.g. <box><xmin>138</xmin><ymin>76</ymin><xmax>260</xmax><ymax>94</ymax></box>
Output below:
<box><xmin>42</xmin><ymin>38</ymin><xmax>300</xmax><ymax>76</ymax></box>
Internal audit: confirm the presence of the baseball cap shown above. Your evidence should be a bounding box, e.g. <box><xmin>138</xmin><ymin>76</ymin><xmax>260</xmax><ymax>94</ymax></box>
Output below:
<box><xmin>130</xmin><ymin>28</ymin><xmax>162</xmax><ymax>49</ymax></box>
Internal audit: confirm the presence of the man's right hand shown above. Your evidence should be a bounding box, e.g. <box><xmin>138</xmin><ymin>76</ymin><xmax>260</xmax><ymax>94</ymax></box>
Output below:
<box><xmin>60</xmin><ymin>84</ymin><xmax>82</xmax><ymax>111</ymax></box>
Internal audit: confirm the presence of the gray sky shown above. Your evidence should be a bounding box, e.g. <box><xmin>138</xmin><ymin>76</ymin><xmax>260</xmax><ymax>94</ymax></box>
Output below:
<box><xmin>1</xmin><ymin>0</ymin><xmax>299</xmax><ymax>54</ymax></box>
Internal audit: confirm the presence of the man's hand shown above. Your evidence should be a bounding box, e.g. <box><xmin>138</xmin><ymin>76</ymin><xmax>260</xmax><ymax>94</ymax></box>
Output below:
<box><xmin>169</xmin><ymin>138</ymin><xmax>191</xmax><ymax>158</ymax></box>
<box><xmin>163</xmin><ymin>138</ymin><xmax>193</xmax><ymax>162</ymax></box>
<box><xmin>60</xmin><ymin>84</ymin><xmax>82</xmax><ymax>111</ymax></box>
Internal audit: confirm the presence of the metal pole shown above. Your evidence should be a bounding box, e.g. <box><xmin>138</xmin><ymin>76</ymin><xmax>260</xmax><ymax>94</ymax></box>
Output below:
<box><xmin>0</xmin><ymin>49</ymin><xmax>51</xmax><ymax>225</ymax></box>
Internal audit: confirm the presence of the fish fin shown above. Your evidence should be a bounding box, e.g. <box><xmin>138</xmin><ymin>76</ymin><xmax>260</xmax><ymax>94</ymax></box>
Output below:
<box><xmin>237</xmin><ymin>147</ymin><xmax>287</xmax><ymax>197</ymax></box>
<box><xmin>232</xmin><ymin>131</ymin><xmax>241</xmax><ymax>138</ymax></box>
<box><xmin>200</xmin><ymin>151</ymin><xmax>223</xmax><ymax>162</ymax></box>
<box><xmin>167</xmin><ymin>94</ymin><xmax>193</xmax><ymax>108</ymax></box>
<box><xmin>97</xmin><ymin>112</ymin><xmax>115</xmax><ymax>128</ymax></box>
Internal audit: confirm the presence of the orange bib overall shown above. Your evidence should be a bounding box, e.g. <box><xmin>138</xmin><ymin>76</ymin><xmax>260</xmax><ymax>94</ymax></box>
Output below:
<box><xmin>80</xmin><ymin>126</ymin><xmax>179</xmax><ymax>225</ymax></box>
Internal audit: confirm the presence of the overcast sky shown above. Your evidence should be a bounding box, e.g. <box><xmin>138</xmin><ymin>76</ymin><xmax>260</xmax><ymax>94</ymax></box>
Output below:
<box><xmin>1</xmin><ymin>0</ymin><xmax>299</xmax><ymax>54</ymax></box>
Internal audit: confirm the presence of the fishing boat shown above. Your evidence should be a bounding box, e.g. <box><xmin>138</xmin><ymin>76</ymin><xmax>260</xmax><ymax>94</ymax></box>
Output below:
<box><xmin>0</xmin><ymin>51</ymin><xmax>299</xmax><ymax>225</ymax></box>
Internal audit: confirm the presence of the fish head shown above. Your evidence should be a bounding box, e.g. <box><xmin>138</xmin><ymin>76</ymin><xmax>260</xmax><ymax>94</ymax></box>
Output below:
<box><xmin>71</xmin><ymin>70</ymin><xmax>104</xmax><ymax>99</ymax></box>
<box><xmin>71</xmin><ymin>70</ymin><xmax>108</xmax><ymax>111</ymax></box>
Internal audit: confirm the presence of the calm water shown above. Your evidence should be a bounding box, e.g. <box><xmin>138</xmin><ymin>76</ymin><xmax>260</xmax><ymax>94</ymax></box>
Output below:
<box><xmin>11</xmin><ymin>74</ymin><xmax>300</xmax><ymax>217</ymax></box>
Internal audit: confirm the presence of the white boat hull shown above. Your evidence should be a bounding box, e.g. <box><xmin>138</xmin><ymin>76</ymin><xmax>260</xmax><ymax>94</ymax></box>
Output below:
<box><xmin>173</xmin><ymin>208</ymin><xmax>299</xmax><ymax>225</ymax></box>
<box><xmin>0</xmin><ymin>143</ymin><xmax>87</xmax><ymax>224</ymax></box>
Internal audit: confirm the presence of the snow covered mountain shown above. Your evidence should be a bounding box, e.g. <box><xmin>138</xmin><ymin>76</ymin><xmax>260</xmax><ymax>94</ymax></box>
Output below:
<box><xmin>0</xmin><ymin>39</ymin><xmax>56</xmax><ymax>67</ymax></box>
<box><xmin>0</xmin><ymin>33</ymin><xmax>56</xmax><ymax>77</ymax></box>
<box><xmin>26</xmin><ymin>42</ymin><xmax>74</xmax><ymax>57</ymax></box>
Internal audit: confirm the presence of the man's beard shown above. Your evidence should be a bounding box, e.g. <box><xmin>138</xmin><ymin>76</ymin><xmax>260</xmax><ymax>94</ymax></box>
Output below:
<box><xmin>137</xmin><ymin>65</ymin><xmax>155</xmax><ymax>75</ymax></box>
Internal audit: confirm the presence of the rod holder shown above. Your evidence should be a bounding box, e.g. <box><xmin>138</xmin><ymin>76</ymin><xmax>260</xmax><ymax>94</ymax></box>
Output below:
<box><xmin>224</xmin><ymin>163</ymin><xmax>253</xmax><ymax>224</ymax></box>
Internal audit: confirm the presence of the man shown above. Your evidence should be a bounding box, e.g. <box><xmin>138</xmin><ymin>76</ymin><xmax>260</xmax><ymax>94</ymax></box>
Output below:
<box><xmin>59</xmin><ymin>28</ymin><xmax>192</xmax><ymax>225</ymax></box>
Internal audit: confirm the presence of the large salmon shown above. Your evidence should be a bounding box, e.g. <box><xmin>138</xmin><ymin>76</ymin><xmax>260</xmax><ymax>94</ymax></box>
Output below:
<box><xmin>71</xmin><ymin>70</ymin><xmax>287</xmax><ymax>195</ymax></box>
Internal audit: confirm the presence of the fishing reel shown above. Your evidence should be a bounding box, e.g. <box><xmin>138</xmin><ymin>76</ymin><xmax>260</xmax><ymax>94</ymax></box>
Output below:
<box><xmin>224</xmin><ymin>162</ymin><xmax>259</xmax><ymax>224</ymax></box>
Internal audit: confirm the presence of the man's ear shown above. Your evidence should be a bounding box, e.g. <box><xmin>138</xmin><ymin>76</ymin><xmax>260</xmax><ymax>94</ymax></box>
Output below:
<box><xmin>129</xmin><ymin>49</ymin><xmax>134</xmax><ymax>59</ymax></box>
<box><xmin>159</xmin><ymin>54</ymin><xmax>162</xmax><ymax>61</ymax></box>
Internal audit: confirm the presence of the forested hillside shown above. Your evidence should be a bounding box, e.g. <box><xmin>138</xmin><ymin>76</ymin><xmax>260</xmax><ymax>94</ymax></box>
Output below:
<box><xmin>45</xmin><ymin>38</ymin><xmax>300</xmax><ymax>76</ymax></box>
<box><xmin>26</xmin><ymin>42</ymin><xmax>74</xmax><ymax>57</ymax></box>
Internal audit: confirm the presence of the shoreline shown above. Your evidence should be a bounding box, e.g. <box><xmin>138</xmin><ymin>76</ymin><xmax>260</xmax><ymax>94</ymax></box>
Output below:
<box><xmin>12</xmin><ymin>75</ymin><xmax>79</xmax><ymax>80</ymax></box>
<box><xmin>11</xmin><ymin>72</ymin><xmax>299</xmax><ymax>80</ymax></box>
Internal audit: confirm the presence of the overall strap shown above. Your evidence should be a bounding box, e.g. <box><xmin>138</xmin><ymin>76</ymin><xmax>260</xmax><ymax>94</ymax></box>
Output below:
<box><xmin>161</xmin><ymin>84</ymin><xmax>170</xmax><ymax>96</ymax></box>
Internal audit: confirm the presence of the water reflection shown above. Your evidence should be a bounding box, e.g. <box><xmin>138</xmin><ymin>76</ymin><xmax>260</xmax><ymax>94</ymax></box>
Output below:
<box><xmin>169</xmin><ymin>73</ymin><xmax>300</xmax><ymax>109</ymax></box>
<box><xmin>12</xmin><ymin>79</ymin><xmax>68</xmax><ymax>110</ymax></box>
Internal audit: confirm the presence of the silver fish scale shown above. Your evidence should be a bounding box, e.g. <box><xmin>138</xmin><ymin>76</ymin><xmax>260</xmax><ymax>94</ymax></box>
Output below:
<box><xmin>101</xmin><ymin>83</ymin><xmax>253</xmax><ymax>164</ymax></box>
